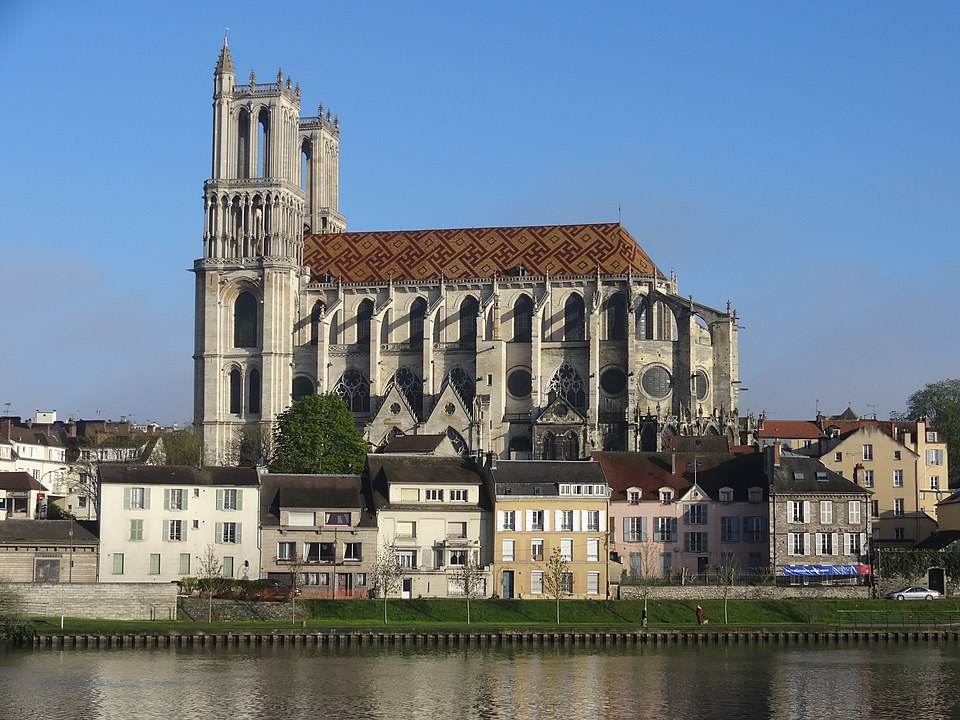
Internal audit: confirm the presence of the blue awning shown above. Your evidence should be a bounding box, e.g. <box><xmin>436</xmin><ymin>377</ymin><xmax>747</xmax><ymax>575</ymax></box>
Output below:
<box><xmin>782</xmin><ymin>564</ymin><xmax>860</xmax><ymax>577</ymax></box>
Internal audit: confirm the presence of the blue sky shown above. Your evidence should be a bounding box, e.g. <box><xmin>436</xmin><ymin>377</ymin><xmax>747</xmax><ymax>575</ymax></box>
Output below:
<box><xmin>0</xmin><ymin>1</ymin><xmax>957</xmax><ymax>425</ymax></box>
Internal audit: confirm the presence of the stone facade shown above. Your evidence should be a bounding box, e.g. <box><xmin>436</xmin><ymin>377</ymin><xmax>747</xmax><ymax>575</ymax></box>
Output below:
<box><xmin>193</xmin><ymin>43</ymin><xmax>742</xmax><ymax>465</ymax></box>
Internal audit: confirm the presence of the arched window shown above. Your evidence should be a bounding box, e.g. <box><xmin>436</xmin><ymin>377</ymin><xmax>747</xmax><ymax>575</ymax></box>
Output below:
<box><xmin>512</xmin><ymin>295</ymin><xmax>533</xmax><ymax>343</ymax></box>
<box><xmin>562</xmin><ymin>431</ymin><xmax>580</xmax><ymax>460</ymax></box>
<box><xmin>256</xmin><ymin>108</ymin><xmax>270</xmax><ymax>177</ymax></box>
<box><xmin>547</xmin><ymin>363</ymin><xmax>586</xmax><ymax>412</ymax></box>
<box><xmin>459</xmin><ymin>296</ymin><xmax>478</xmax><ymax>348</ymax></box>
<box><xmin>248</xmin><ymin>369</ymin><xmax>261</xmax><ymax>414</ymax></box>
<box><xmin>229</xmin><ymin>369</ymin><xmax>242</xmax><ymax>414</ymax></box>
<box><xmin>409</xmin><ymin>298</ymin><xmax>427</xmax><ymax>350</ymax></box>
<box><xmin>237</xmin><ymin>109</ymin><xmax>251</xmax><ymax>178</ymax></box>
<box><xmin>300</xmin><ymin>139</ymin><xmax>312</xmax><ymax>195</ymax></box>
<box><xmin>446</xmin><ymin>367</ymin><xmax>476</xmax><ymax>407</ymax></box>
<box><xmin>541</xmin><ymin>431</ymin><xmax>558</xmax><ymax>461</ymax></box>
<box><xmin>636</xmin><ymin>297</ymin><xmax>649</xmax><ymax>339</ymax></box>
<box><xmin>292</xmin><ymin>376</ymin><xmax>315</xmax><ymax>400</ymax></box>
<box><xmin>356</xmin><ymin>299</ymin><xmax>373</xmax><ymax>345</ymax></box>
<box><xmin>606</xmin><ymin>292</ymin><xmax>627</xmax><ymax>341</ymax></box>
<box><xmin>310</xmin><ymin>302</ymin><xmax>324</xmax><ymax>346</ymax></box>
<box><xmin>233</xmin><ymin>292</ymin><xmax>258</xmax><ymax>348</ymax></box>
<box><xmin>391</xmin><ymin>367</ymin><xmax>422</xmax><ymax>416</ymax></box>
<box><xmin>329</xmin><ymin>310</ymin><xmax>339</xmax><ymax>344</ymax></box>
<box><xmin>334</xmin><ymin>369</ymin><xmax>370</xmax><ymax>412</ymax></box>
<box><xmin>563</xmin><ymin>294</ymin><xmax>585</xmax><ymax>342</ymax></box>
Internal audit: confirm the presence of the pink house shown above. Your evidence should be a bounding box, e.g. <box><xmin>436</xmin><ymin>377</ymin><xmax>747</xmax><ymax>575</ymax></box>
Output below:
<box><xmin>596</xmin><ymin>451</ymin><xmax>769</xmax><ymax>579</ymax></box>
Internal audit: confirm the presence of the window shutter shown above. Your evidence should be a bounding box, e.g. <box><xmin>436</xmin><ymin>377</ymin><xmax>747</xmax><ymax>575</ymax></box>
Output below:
<box><xmin>702</xmin><ymin>505</ymin><xmax>708</xmax><ymax>524</ymax></box>
<box><xmin>215</xmin><ymin>522</ymin><xmax>223</xmax><ymax>544</ymax></box>
<box><xmin>143</xmin><ymin>488</ymin><xmax>151</xmax><ymax>510</ymax></box>
<box><xmin>640</xmin><ymin>516</ymin><xmax>648</xmax><ymax>542</ymax></box>
<box><xmin>422</xmin><ymin>548</ymin><xmax>432</xmax><ymax>568</ymax></box>
<box><xmin>832</xmin><ymin>532</ymin><xmax>839</xmax><ymax>557</ymax></box>
<box><xmin>182</xmin><ymin>523</ymin><xmax>188</xmax><ymax>542</ymax></box>
<box><xmin>183</xmin><ymin>492</ymin><xmax>189</xmax><ymax>511</ymax></box>
<box><xmin>164</xmin><ymin>489</ymin><xmax>170</xmax><ymax>511</ymax></box>
<box><xmin>787</xmin><ymin>534</ymin><xmax>794</xmax><ymax>557</ymax></box>
<box><xmin>599</xmin><ymin>512</ymin><xmax>606</xmax><ymax>532</ymax></box>
<box><xmin>162</xmin><ymin>520</ymin><xmax>169</xmax><ymax>543</ymax></box>
<box><xmin>860</xmin><ymin>533</ymin><xmax>867</xmax><ymax>555</ymax></box>
<box><xmin>542</xmin><ymin>510</ymin><xmax>550</xmax><ymax>532</ymax></box>
<box><xmin>516</xmin><ymin>511</ymin><xmax>524</xmax><ymax>532</ymax></box>
<box><xmin>554</xmin><ymin>510</ymin><xmax>563</xmax><ymax>531</ymax></box>
<box><xmin>123</xmin><ymin>488</ymin><xmax>130</xmax><ymax>510</ymax></box>
<box><xmin>236</xmin><ymin>489</ymin><xmax>243</xmax><ymax>511</ymax></box>
<box><xmin>526</xmin><ymin>510</ymin><xmax>534</xmax><ymax>529</ymax></box>
<box><xmin>804</xmin><ymin>533</ymin><xmax>811</xmax><ymax>556</ymax></box>
<box><xmin>623</xmin><ymin>523</ymin><xmax>630</xmax><ymax>542</ymax></box>
<box><xmin>216</xmin><ymin>489</ymin><xmax>224</xmax><ymax>511</ymax></box>
<box><xmin>683</xmin><ymin>505</ymin><xmax>690</xmax><ymax>524</ymax></box>
<box><xmin>235</xmin><ymin>523</ymin><xmax>242</xmax><ymax>544</ymax></box>
<box><xmin>803</xmin><ymin>501</ymin><xmax>811</xmax><ymax>522</ymax></box>
<box><xmin>573</xmin><ymin>511</ymin><xmax>582</xmax><ymax>532</ymax></box>
<box><xmin>496</xmin><ymin>511</ymin><xmax>504</xmax><ymax>531</ymax></box>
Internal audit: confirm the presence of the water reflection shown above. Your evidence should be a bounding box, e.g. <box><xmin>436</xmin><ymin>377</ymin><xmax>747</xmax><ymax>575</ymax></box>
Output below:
<box><xmin>0</xmin><ymin>643</ymin><xmax>957</xmax><ymax>720</ymax></box>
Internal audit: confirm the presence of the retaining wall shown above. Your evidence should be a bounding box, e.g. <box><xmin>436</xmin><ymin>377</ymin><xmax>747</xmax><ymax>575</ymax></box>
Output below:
<box><xmin>616</xmin><ymin>584</ymin><xmax>871</xmax><ymax>600</ymax></box>
<box><xmin>178</xmin><ymin>597</ymin><xmax>292</xmax><ymax>622</ymax></box>
<box><xmin>7</xmin><ymin>583</ymin><xmax>177</xmax><ymax>620</ymax></box>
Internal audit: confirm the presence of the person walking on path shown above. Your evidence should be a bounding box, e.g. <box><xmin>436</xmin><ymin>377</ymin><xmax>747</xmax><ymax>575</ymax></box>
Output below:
<box><xmin>696</xmin><ymin>605</ymin><xmax>704</xmax><ymax>626</ymax></box>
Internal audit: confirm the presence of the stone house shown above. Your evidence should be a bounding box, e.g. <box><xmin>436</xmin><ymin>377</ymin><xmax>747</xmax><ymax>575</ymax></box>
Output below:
<box><xmin>98</xmin><ymin>465</ymin><xmax>261</xmax><ymax>583</ymax></box>
<box><xmin>259</xmin><ymin>473</ymin><xmax>377</xmax><ymax>598</ymax></box>
<box><xmin>368</xmin><ymin>455</ymin><xmax>493</xmax><ymax>598</ymax></box>
<box><xmin>0</xmin><ymin>519</ymin><xmax>98</xmax><ymax>583</ymax></box>
<box><xmin>767</xmin><ymin>445</ymin><xmax>871</xmax><ymax>584</ymax></box>
<box><xmin>597</xmin><ymin>450</ymin><xmax>768</xmax><ymax>580</ymax></box>
<box><xmin>488</xmin><ymin>459</ymin><xmax>609</xmax><ymax>599</ymax></box>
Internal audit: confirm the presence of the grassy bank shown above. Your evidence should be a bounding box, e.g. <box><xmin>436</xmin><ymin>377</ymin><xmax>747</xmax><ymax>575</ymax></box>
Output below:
<box><xmin>28</xmin><ymin>598</ymin><xmax>960</xmax><ymax>635</ymax></box>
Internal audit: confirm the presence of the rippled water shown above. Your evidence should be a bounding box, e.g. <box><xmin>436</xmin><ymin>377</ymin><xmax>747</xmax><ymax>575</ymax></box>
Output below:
<box><xmin>2</xmin><ymin>644</ymin><xmax>957</xmax><ymax>720</ymax></box>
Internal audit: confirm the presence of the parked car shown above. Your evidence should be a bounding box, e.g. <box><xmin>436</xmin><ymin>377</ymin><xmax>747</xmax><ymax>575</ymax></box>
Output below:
<box><xmin>885</xmin><ymin>586</ymin><xmax>941</xmax><ymax>600</ymax></box>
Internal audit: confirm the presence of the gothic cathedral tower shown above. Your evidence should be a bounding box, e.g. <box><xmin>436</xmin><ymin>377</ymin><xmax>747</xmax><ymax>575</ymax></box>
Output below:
<box><xmin>193</xmin><ymin>40</ymin><xmax>344</xmax><ymax>464</ymax></box>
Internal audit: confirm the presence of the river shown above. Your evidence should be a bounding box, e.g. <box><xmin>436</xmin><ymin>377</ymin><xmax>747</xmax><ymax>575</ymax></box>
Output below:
<box><xmin>1</xmin><ymin>644</ymin><xmax>956</xmax><ymax>719</ymax></box>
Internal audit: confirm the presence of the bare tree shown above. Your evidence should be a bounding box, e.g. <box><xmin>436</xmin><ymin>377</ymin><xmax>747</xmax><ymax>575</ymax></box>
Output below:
<box><xmin>542</xmin><ymin>547</ymin><xmax>570</xmax><ymax>625</ymax></box>
<box><xmin>196</xmin><ymin>544</ymin><xmax>223</xmax><ymax>623</ymax></box>
<box><xmin>630</xmin><ymin>541</ymin><xmax>663</xmax><ymax>627</ymax></box>
<box><xmin>451</xmin><ymin>553</ymin><xmax>486</xmax><ymax>624</ymax></box>
<box><xmin>371</xmin><ymin>543</ymin><xmax>403</xmax><ymax>624</ymax></box>
<box><xmin>287</xmin><ymin>548</ymin><xmax>306</xmax><ymax>624</ymax></box>
<box><xmin>718</xmin><ymin>558</ymin><xmax>739</xmax><ymax>624</ymax></box>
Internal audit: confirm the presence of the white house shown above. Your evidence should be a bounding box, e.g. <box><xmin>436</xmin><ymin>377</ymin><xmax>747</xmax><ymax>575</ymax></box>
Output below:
<box><xmin>98</xmin><ymin>465</ymin><xmax>260</xmax><ymax>582</ymax></box>
<box><xmin>0</xmin><ymin>417</ymin><xmax>68</xmax><ymax>489</ymax></box>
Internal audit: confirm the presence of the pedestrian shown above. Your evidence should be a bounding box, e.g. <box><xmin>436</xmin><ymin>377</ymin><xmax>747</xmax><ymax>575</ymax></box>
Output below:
<box><xmin>641</xmin><ymin>607</ymin><xmax>648</xmax><ymax>628</ymax></box>
<box><xmin>696</xmin><ymin>605</ymin><xmax>704</xmax><ymax>626</ymax></box>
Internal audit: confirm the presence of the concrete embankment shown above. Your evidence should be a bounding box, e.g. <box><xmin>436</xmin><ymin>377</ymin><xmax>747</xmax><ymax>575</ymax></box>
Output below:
<box><xmin>23</xmin><ymin>628</ymin><xmax>960</xmax><ymax>649</ymax></box>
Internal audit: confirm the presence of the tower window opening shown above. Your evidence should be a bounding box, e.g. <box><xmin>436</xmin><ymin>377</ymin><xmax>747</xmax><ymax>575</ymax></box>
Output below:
<box><xmin>356</xmin><ymin>299</ymin><xmax>373</xmax><ymax>345</ymax></box>
<box><xmin>237</xmin><ymin>109</ymin><xmax>250</xmax><ymax>178</ymax></box>
<box><xmin>233</xmin><ymin>292</ymin><xmax>258</xmax><ymax>348</ymax></box>
<box><xmin>229</xmin><ymin>369</ymin><xmax>242</xmax><ymax>415</ymax></box>
<box><xmin>459</xmin><ymin>296</ymin><xmax>479</xmax><ymax>348</ymax></box>
<box><xmin>256</xmin><ymin>108</ymin><xmax>270</xmax><ymax>178</ymax></box>
<box><xmin>248</xmin><ymin>369</ymin><xmax>261</xmax><ymax>414</ymax></box>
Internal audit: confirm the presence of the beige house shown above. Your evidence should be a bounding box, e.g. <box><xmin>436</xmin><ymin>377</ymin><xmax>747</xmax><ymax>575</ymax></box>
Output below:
<box><xmin>98</xmin><ymin>465</ymin><xmax>261</xmax><ymax>582</ymax></box>
<box><xmin>368</xmin><ymin>455</ymin><xmax>492</xmax><ymax>598</ymax></box>
<box><xmin>259</xmin><ymin>474</ymin><xmax>377</xmax><ymax>598</ymax></box>
<box><xmin>489</xmin><ymin>460</ymin><xmax>608</xmax><ymax>599</ymax></box>
<box><xmin>0</xmin><ymin>520</ymin><xmax>98</xmax><ymax>583</ymax></box>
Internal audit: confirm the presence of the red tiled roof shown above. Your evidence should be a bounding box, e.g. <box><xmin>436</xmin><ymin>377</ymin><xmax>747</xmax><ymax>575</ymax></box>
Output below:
<box><xmin>757</xmin><ymin>420</ymin><xmax>822</xmax><ymax>440</ymax></box>
<box><xmin>303</xmin><ymin>223</ymin><xmax>661</xmax><ymax>283</ymax></box>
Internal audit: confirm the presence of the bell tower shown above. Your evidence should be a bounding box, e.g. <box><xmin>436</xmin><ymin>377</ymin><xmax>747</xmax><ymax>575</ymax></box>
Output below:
<box><xmin>194</xmin><ymin>39</ymin><xmax>307</xmax><ymax>464</ymax></box>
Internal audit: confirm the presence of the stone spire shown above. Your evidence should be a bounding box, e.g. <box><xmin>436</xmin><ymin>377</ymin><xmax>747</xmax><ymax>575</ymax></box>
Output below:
<box><xmin>215</xmin><ymin>35</ymin><xmax>235</xmax><ymax>75</ymax></box>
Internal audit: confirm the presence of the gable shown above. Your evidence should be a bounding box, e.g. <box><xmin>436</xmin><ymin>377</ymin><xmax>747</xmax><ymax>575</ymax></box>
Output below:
<box><xmin>535</xmin><ymin>395</ymin><xmax>586</xmax><ymax>426</ymax></box>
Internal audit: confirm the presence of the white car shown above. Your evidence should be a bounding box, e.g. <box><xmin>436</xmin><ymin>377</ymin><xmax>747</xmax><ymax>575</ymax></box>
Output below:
<box><xmin>885</xmin><ymin>586</ymin><xmax>941</xmax><ymax>600</ymax></box>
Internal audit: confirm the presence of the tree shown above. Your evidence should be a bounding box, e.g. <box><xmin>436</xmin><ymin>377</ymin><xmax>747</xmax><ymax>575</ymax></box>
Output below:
<box><xmin>903</xmin><ymin>378</ymin><xmax>960</xmax><ymax>486</ymax></box>
<box><xmin>371</xmin><ymin>543</ymin><xmax>404</xmax><ymax>624</ymax></box>
<box><xmin>239</xmin><ymin>424</ymin><xmax>273</xmax><ymax>467</ymax></box>
<box><xmin>163</xmin><ymin>427</ymin><xmax>202</xmax><ymax>466</ymax></box>
<box><xmin>196</xmin><ymin>545</ymin><xmax>223</xmax><ymax>623</ymax></box>
<box><xmin>451</xmin><ymin>553</ymin><xmax>486</xmax><ymax>624</ymax></box>
<box><xmin>542</xmin><ymin>547</ymin><xmax>570</xmax><ymax>625</ymax></box>
<box><xmin>287</xmin><ymin>548</ymin><xmax>306</xmax><ymax>624</ymax></box>
<box><xmin>718</xmin><ymin>559</ymin><xmax>739</xmax><ymax>624</ymax></box>
<box><xmin>630</xmin><ymin>542</ymin><xmax>663</xmax><ymax>627</ymax></box>
<box><xmin>270</xmin><ymin>394</ymin><xmax>368</xmax><ymax>474</ymax></box>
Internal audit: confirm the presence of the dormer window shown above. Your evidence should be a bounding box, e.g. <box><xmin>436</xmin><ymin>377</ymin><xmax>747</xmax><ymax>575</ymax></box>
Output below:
<box><xmin>816</xmin><ymin>471</ymin><xmax>828</xmax><ymax>482</ymax></box>
<box><xmin>719</xmin><ymin>488</ymin><xmax>733</xmax><ymax>503</ymax></box>
<box><xmin>324</xmin><ymin>512</ymin><xmax>351</xmax><ymax>526</ymax></box>
<box><xmin>793</xmin><ymin>472</ymin><xmax>805</xmax><ymax>481</ymax></box>
<box><xmin>628</xmin><ymin>489</ymin><xmax>641</xmax><ymax>504</ymax></box>
<box><xmin>659</xmin><ymin>489</ymin><xmax>674</xmax><ymax>504</ymax></box>
<box><xmin>748</xmin><ymin>487</ymin><xmax>763</xmax><ymax>503</ymax></box>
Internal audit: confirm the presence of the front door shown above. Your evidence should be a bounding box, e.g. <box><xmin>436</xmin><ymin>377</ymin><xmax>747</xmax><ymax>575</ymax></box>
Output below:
<box><xmin>929</xmin><ymin>568</ymin><xmax>946</xmax><ymax>595</ymax></box>
<box><xmin>502</xmin><ymin>570</ymin><xmax>515</xmax><ymax>599</ymax></box>
<box><xmin>401</xmin><ymin>578</ymin><xmax>413</xmax><ymax>599</ymax></box>
<box><xmin>337</xmin><ymin>573</ymin><xmax>353</xmax><ymax>598</ymax></box>
<box><xmin>697</xmin><ymin>556</ymin><xmax>709</xmax><ymax>575</ymax></box>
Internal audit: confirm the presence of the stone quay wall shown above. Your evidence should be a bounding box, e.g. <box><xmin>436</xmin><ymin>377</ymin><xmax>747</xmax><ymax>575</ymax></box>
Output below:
<box><xmin>7</xmin><ymin>583</ymin><xmax>178</xmax><ymax>620</ymax></box>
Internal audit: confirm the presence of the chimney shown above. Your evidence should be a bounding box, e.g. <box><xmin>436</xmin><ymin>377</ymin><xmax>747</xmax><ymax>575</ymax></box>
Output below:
<box><xmin>671</xmin><ymin>451</ymin><xmax>677</xmax><ymax>476</ymax></box>
<box><xmin>773</xmin><ymin>441</ymin><xmax>781</xmax><ymax>467</ymax></box>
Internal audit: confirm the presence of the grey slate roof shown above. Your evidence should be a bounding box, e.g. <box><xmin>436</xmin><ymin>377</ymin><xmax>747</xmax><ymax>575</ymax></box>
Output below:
<box><xmin>0</xmin><ymin>520</ymin><xmax>98</xmax><ymax>545</ymax></box>
<box><xmin>366</xmin><ymin>455</ymin><xmax>489</xmax><ymax>510</ymax></box>
<box><xmin>259</xmin><ymin>474</ymin><xmax>376</xmax><ymax>528</ymax></box>
<box><xmin>379</xmin><ymin>434</ymin><xmax>447</xmax><ymax>453</ymax></box>
<box><xmin>771</xmin><ymin>454</ymin><xmax>869</xmax><ymax>495</ymax></box>
<box><xmin>915</xmin><ymin>530</ymin><xmax>960</xmax><ymax>550</ymax></box>
<box><xmin>490</xmin><ymin>460</ymin><xmax>606</xmax><ymax>496</ymax></box>
<box><xmin>99</xmin><ymin>464</ymin><xmax>259</xmax><ymax>487</ymax></box>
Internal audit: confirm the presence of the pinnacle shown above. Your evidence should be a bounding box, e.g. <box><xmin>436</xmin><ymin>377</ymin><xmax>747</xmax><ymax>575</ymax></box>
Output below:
<box><xmin>215</xmin><ymin>37</ymin><xmax>235</xmax><ymax>75</ymax></box>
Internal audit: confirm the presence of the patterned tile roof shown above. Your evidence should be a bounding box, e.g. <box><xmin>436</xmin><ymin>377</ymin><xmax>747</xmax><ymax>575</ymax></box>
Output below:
<box><xmin>303</xmin><ymin>222</ymin><xmax>661</xmax><ymax>283</ymax></box>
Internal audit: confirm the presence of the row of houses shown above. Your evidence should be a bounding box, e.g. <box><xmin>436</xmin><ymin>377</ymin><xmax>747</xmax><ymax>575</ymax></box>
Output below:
<box><xmin>0</xmin><ymin>435</ymin><xmax>891</xmax><ymax>598</ymax></box>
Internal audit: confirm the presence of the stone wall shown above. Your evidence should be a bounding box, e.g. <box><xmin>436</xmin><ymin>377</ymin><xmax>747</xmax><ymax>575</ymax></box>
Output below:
<box><xmin>178</xmin><ymin>596</ymin><xmax>292</xmax><ymax>621</ymax></box>
<box><xmin>616</xmin><ymin>583</ymin><xmax>870</xmax><ymax>600</ymax></box>
<box><xmin>7</xmin><ymin>583</ymin><xmax>178</xmax><ymax>620</ymax></box>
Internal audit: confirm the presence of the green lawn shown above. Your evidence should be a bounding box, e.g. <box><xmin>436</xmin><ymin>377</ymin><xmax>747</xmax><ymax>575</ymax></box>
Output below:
<box><xmin>27</xmin><ymin>597</ymin><xmax>960</xmax><ymax>635</ymax></box>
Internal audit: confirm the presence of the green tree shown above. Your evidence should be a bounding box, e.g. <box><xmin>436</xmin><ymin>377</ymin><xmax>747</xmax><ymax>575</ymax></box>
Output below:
<box><xmin>163</xmin><ymin>427</ymin><xmax>202</xmax><ymax>467</ymax></box>
<box><xmin>903</xmin><ymin>378</ymin><xmax>960</xmax><ymax>486</ymax></box>
<box><xmin>270</xmin><ymin>394</ymin><xmax>368</xmax><ymax>474</ymax></box>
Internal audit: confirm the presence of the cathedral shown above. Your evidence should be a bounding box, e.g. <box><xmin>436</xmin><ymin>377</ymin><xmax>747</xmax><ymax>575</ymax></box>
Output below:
<box><xmin>194</xmin><ymin>41</ymin><xmax>742</xmax><ymax>465</ymax></box>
